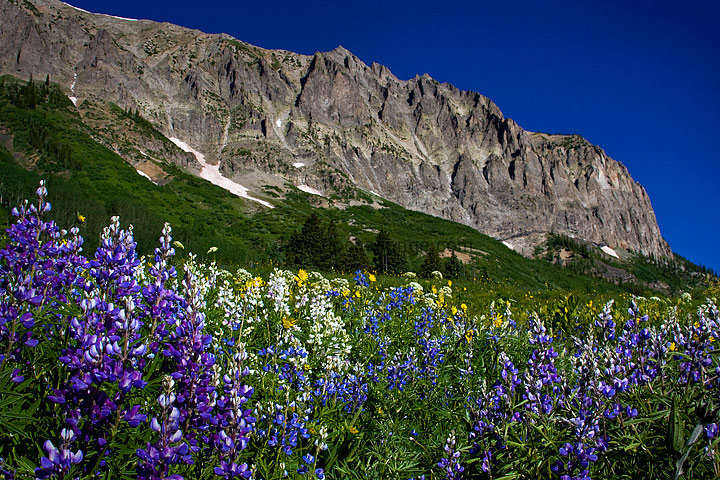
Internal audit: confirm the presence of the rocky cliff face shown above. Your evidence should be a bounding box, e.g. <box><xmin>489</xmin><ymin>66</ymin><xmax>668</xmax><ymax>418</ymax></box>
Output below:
<box><xmin>0</xmin><ymin>0</ymin><xmax>671</xmax><ymax>258</ymax></box>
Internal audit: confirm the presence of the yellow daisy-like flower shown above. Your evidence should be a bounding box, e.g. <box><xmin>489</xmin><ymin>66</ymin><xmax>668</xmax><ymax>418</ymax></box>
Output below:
<box><xmin>451</xmin><ymin>306</ymin><xmax>458</xmax><ymax>316</ymax></box>
<box><xmin>349</xmin><ymin>426</ymin><xmax>359</xmax><ymax>434</ymax></box>
<box><xmin>354</xmin><ymin>290</ymin><xmax>361</xmax><ymax>298</ymax></box>
<box><xmin>464</xmin><ymin>329</ymin><xmax>474</xmax><ymax>343</ymax></box>
<box><xmin>296</xmin><ymin>269</ymin><xmax>308</xmax><ymax>285</ymax></box>
<box><xmin>493</xmin><ymin>316</ymin><xmax>503</xmax><ymax>328</ymax></box>
<box><xmin>461</xmin><ymin>303</ymin><xmax>467</xmax><ymax>312</ymax></box>
<box><xmin>282</xmin><ymin>317</ymin><xmax>298</xmax><ymax>329</ymax></box>
<box><xmin>77</xmin><ymin>214</ymin><xmax>85</xmax><ymax>223</ymax></box>
<box><xmin>669</xmin><ymin>342</ymin><xmax>676</xmax><ymax>352</ymax></box>
<box><xmin>447</xmin><ymin>280</ymin><xmax>452</xmax><ymax>287</ymax></box>
<box><xmin>368</xmin><ymin>274</ymin><xmax>376</xmax><ymax>283</ymax></box>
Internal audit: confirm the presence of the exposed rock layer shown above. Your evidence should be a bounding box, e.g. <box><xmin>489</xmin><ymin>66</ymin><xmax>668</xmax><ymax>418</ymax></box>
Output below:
<box><xmin>0</xmin><ymin>0</ymin><xmax>671</xmax><ymax>257</ymax></box>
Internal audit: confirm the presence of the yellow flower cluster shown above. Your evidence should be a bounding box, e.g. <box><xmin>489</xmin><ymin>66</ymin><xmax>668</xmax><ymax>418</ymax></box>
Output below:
<box><xmin>282</xmin><ymin>317</ymin><xmax>298</xmax><ymax>329</ymax></box>
<box><xmin>295</xmin><ymin>269</ymin><xmax>309</xmax><ymax>287</ymax></box>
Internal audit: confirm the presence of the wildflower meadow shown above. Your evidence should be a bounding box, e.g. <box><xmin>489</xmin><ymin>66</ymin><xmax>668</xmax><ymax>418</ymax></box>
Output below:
<box><xmin>1</xmin><ymin>182</ymin><xmax>719</xmax><ymax>479</ymax></box>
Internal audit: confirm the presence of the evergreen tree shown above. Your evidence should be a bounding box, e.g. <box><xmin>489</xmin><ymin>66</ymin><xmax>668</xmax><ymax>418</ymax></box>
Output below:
<box><xmin>444</xmin><ymin>251</ymin><xmax>464</xmax><ymax>279</ymax></box>
<box><xmin>420</xmin><ymin>243</ymin><xmax>441</xmax><ymax>278</ymax></box>
<box><xmin>319</xmin><ymin>219</ymin><xmax>342</xmax><ymax>270</ymax></box>
<box><xmin>344</xmin><ymin>241</ymin><xmax>370</xmax><ymax>272</ymax></box>
<box><xmin>286</xmin><ymin>213</ymin><xmax>322</xmax><ymax>267</ymax></box>
<box><xmin>25</xmin><ymin>74</ymin><xmax>37</xmax><ymax>108</ymax></box>
<box><xmin>285</xmin><ymin>214</ymin><xmax>345</xmax><ymax>270</ymax></box>
<box><xmin>372</xmin><ymin>229</ymin><xmax>405</xmax><ymax>274</ymax></box>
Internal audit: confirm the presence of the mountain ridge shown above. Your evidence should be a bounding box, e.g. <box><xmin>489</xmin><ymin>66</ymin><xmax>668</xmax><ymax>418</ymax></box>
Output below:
<box><xmin>0</xmin><ymin>0</ymin><xmax>671</xmax><ymax>259</ymax></box>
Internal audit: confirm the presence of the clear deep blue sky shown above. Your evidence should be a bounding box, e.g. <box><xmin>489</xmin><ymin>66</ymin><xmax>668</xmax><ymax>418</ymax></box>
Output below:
<box><xmin>68</xmin><ymin>0</ymin><xmax>720</xmax><ymax>273</ymax></box>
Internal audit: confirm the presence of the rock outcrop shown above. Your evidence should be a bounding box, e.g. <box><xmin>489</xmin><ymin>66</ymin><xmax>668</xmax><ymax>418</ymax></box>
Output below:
<box><xmin>0</xmin><ymin>0</ymin><xmax>671</xmax><ymax>257</ymax></box>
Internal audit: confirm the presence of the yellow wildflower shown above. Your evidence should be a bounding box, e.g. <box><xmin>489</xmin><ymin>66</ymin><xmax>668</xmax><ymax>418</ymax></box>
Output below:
<box><xmin>354</xmin><ymin>290</ymin><xmax>361</xmax><ymax>298</ymax></box>
<box><xmin>461</xmin><ymin>303</ymin><xmax>467</xmax><ymax>312</ymax></box>
<box><xmin>451</xmin><ymin>306</ymin><xmax>458</xmax><ymax>316</ymax></box>
<box><xmin>669</xmin><ymin>342</ymin><xmax>676</xmax><ymax>352</ymax></box>
<box><xmin>464</xmin><ymin>329</ymin><xmax>474</xmax><ymax>343</ymax></box>
<box><xmin>77</xmin><ymin>214</ymin><xmax>85</xmax><ymax>223</ymax></box>
<box><xmin>447</xmin><ymin>280</ymin><xmax>452</xmax><ymax>287</ymax></box>
<box><xmin>349</xmin><ymin>426</ymin><xmax>359</xmax><ymax>434</ymax></box>
<box><xmin>296</xmin><ymin>269</ymin><xmax>308</xmax><ymax>286</ymax></box>
<box><xmin>368</xmin><ymin>274</ymin><xmax>376</xmax><ymax>283</ymax></box>
<box><xmin>282</xmin><ymin>317</ymin><xmax>298</xmax><ymax>329</ymax></box>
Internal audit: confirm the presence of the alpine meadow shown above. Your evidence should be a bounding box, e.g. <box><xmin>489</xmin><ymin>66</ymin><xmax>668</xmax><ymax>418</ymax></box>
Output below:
<box><xmin>0</xmin><ymin>1</ymin><xmax>719</xmax><ymax>479</ymax></box>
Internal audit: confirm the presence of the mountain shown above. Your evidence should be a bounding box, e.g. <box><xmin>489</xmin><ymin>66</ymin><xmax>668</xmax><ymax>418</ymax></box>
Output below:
<box><xmin>0</xmin><ymin>0</ymin><xmax>670</xmax><ymax>259</ymax></box>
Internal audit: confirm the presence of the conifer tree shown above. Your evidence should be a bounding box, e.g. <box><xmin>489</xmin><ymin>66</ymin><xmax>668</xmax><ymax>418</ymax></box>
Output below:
<box><xmin>444</xmin><ymin>251</ymin><xmax>464</xmax><ymax>278</ymax></box>
<box><xmin>420</xmin><ymin>243</ymin><xmax>441</xmax><ymax>278</ymax></box>
<box><xmin>372</xmin><ymin>229</ymin><xmax>405</xmax><ymax>274</ymax></box>
<box><xmin>344</xmin><ymin>241</ymin><xmax>370</xmax><ymax>272</ymax></box>
<box><xmin>319</xmin><ymin>219</ymin><xmax>342</xmax><ymax>270</ymax></box>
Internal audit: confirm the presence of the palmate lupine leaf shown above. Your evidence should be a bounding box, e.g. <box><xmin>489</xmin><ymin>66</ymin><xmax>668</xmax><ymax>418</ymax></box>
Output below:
<box><xmin>669</xmin><ymin>395</ymin><xmax>686</xmax><ymax>454</ymax></box>
<box><xmin>0</xmin><ymin>368</ymin><xmax>42</xmax><ymax>440</ymax></box>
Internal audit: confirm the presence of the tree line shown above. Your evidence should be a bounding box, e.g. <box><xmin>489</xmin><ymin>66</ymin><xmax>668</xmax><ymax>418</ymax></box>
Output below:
<box><xmin>284</xmin><ymin>213</ymin><xmax>465</xmax><ymax>278</ymax></box>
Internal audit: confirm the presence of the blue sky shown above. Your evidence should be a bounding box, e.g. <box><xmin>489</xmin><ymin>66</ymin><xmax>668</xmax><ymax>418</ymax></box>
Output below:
<box><xmin>68</xmin><ymin>0</ymin><xmax>720</xmax><ymax>272</ymax></box>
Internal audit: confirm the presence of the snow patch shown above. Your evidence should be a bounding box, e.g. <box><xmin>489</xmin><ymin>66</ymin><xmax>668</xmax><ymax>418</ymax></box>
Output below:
<box><xmin>63</xmin><ymin>2</ymin><xmax>90</xmax><ymax>13</ymax></box>
<box><xmin>502</xmin><ymin>241</ymin><xmax>514</xmax><ymax>251</ymax></box>
<box><xmin>63</xmin><ymin>2</ymin><xmax>138</xmax><ymax>20</ymax></box>
<box><xmin>276</xmin><ymin>119</ymin><xmax>282</xmax><ymax>128</ymax></box>
<box><xmin>297</xmin><ymin>184</ymin><xmax>323</xmax><ymax>196</ymax></box>
<box><xmin>107</xmin><ymin>14</ymin><xmax>138</xmax><ymax>21</ymax></box>
<box><xmin>139</xmin><ymin>150</ymin><xmax>148</xmax><ymax>157</ymax></box>
<box><xmin>600</xmin><ymin>245</ymin><xmax>619</xmax><ymax>259</ymax></box>
<box><xmin>168</xmin><ymin>137</ymin><xmax>273</xmax><ymax>208</ymax></box>
<box><xmin>68</xmin><ymin>73</ymin><xmax>77</xmax><ymax>106</ymax></box>
<box><xmin>136</xmin><ymin>169</ymin><xmax>154</xmax><ymax>183</ymax></box>
<box><xmin>292</xmin><ymin>162</ymin><xmax>305</xmax><ymax>168</ymax></box>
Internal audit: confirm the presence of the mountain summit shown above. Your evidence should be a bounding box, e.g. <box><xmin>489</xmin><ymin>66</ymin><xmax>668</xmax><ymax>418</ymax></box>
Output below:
<box><xmin>0</xmin><ymin>0</ymin><xmax>671</xmax><ymax>258</ymax></box>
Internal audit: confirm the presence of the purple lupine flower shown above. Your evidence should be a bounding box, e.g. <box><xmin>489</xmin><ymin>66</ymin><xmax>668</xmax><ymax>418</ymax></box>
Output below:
<box><xmin>437</xmin><ymin>431</ymin><xmax>464</xmax><ymax>479</ymax></box>
<box><xmin>137</xmin><ymin>377</ymin><xmax>192</xmax><ymax>479</ymax></box>
<box><xmin>34</xmin><ymin>428</ymin><xmax>83</xmax><ymax>479</ymax></box>
<box><xmin>212</xmin><ymin>350</ymin><xmax>255</xmax><ymax>479</ymax></box>
<box><xmin>161</xmin><ymin>264</ymin><xmax>218</xmax><ymax>456</ymax></box>
<box><xmin>353</xmin><ymin>270</ymin><xmax>369</xmax><ymax>287</ymax></box>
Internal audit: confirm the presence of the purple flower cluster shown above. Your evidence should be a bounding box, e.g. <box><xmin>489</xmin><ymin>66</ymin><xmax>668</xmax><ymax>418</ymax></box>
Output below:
<box><xmin>437</xmin><ymin>431</ymin><xmax>464</xmax><ymax>479</ymax></box>
<box><xmin>523</xmin><ymin>315</ymin><xmax>564</xmax><ymax>416</ymax></box>
<box><xmin>0</xmin><ymin>183</ymin><xmax>255</xmax><ymax>479</ymax></box>
<box><xmin>469</xmin><ymin>352</ymin><xmax>520</xmax><ymax>474</ymax></box>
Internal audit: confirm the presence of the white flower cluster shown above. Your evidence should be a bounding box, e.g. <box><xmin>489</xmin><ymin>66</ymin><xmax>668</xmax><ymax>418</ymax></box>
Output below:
<box><xmin>305</xmin><ymin>292</ymin><xmax>351</xmax><ymax>373</ymax></box>
<box><xmin>266</xmin><ymin>269</ymin><xmax>295</xmax><ymax>316</ymax></box>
